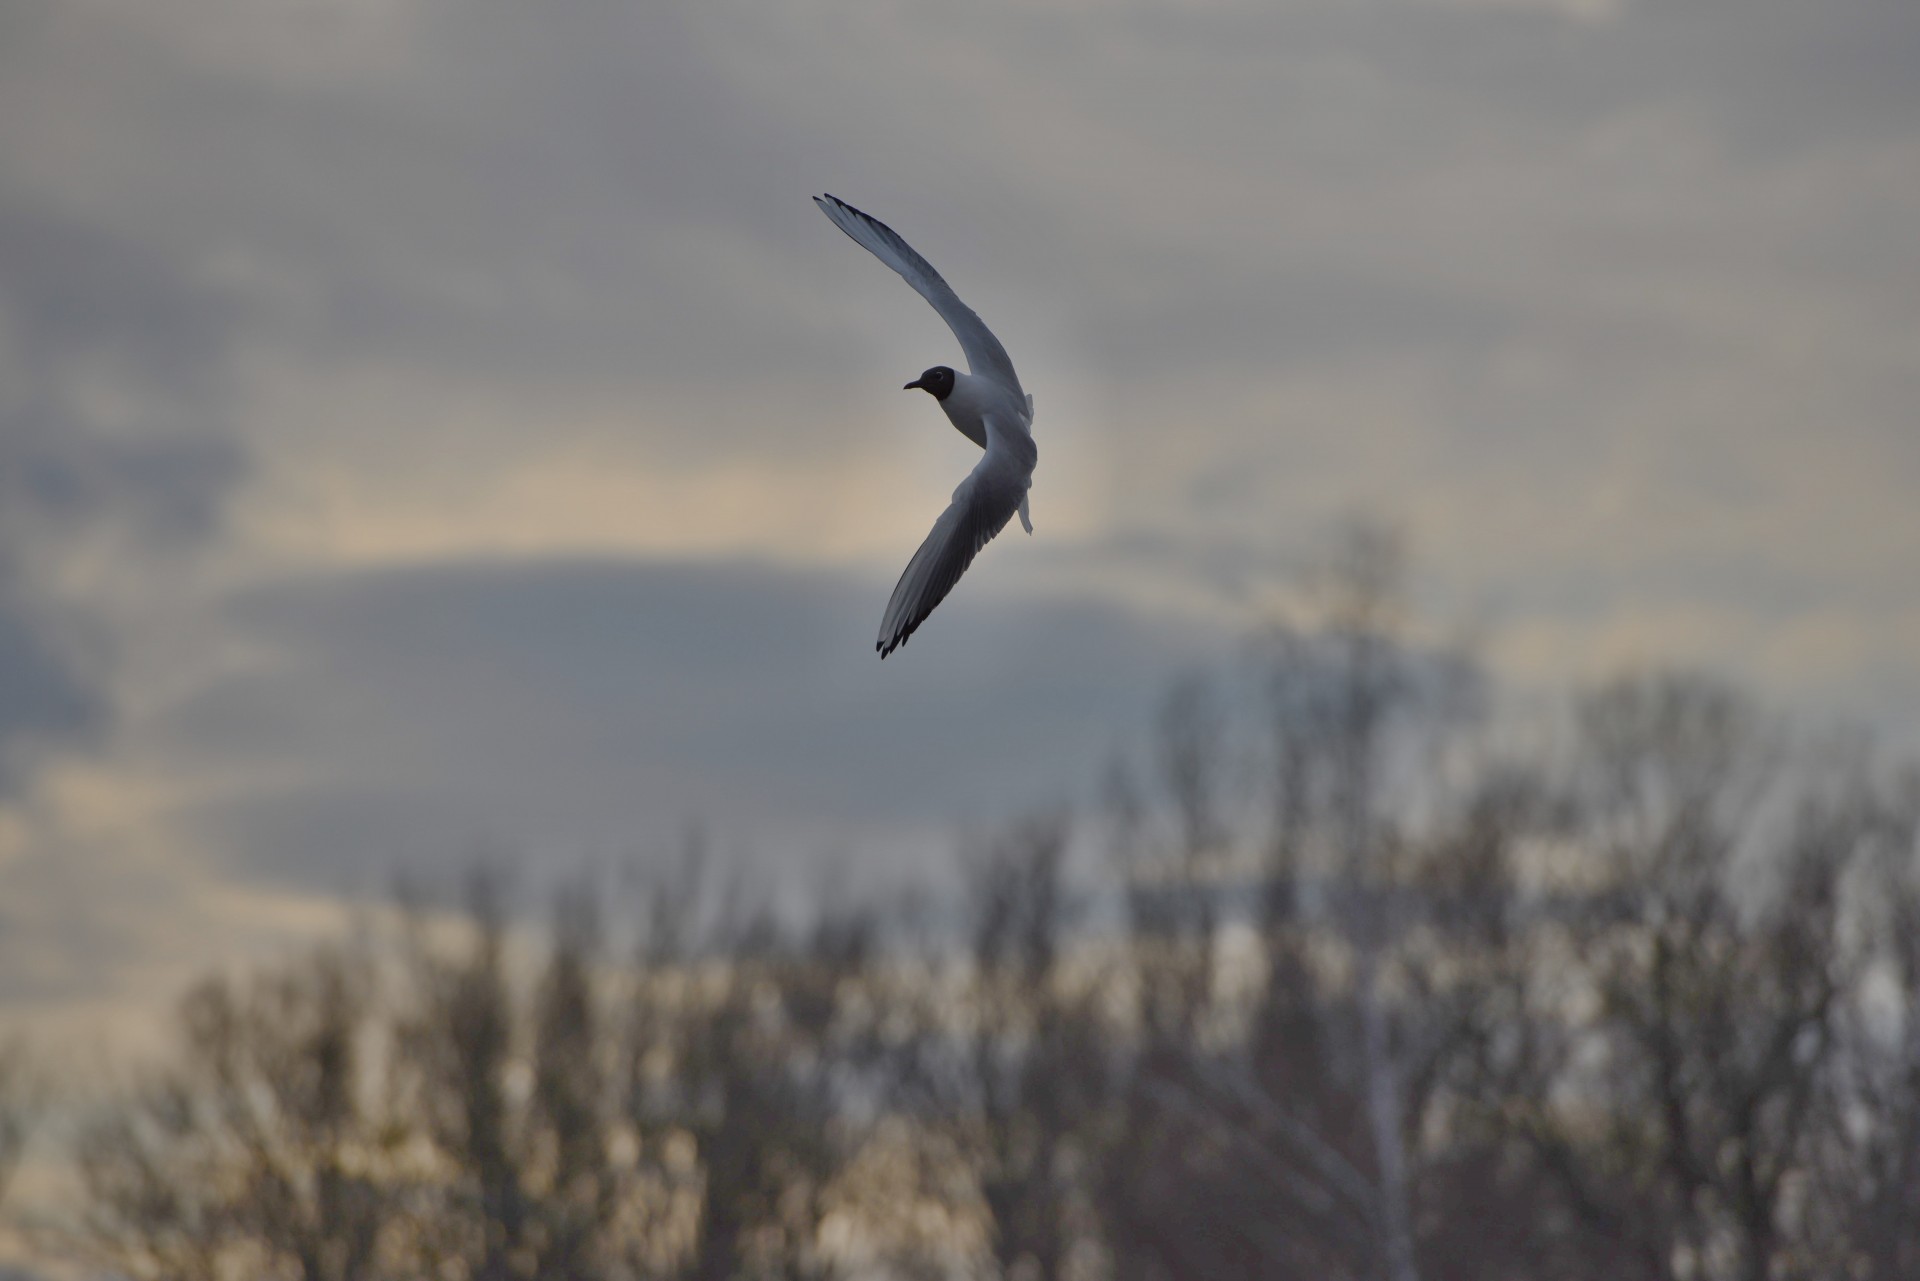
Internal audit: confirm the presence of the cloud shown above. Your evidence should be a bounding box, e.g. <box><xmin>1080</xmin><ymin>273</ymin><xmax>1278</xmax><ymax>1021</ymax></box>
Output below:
<box><xmin>150</xmin><ymin>557</ymin><xmax>1222</xmax><ymax>893</ymax></box>
<box><xmin>1</xmin><ymin>0</ymin><xmax>1918</xmax><ymax>1057</ymax></box>
<box><xmin>0</xmin><ymin>196</ymin><xmax>246</xmax><ymax>797</ymax></box>
<box><xmin>0</xmin><ymin>588</ymin><xmax>96</xmax><ymax>797</ymax></box>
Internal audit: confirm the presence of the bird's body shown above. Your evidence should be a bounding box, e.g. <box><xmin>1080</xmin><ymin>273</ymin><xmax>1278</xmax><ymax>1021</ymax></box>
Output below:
<box><xmin>813</xmin><ymin>193</ymin><xmax>1037</xmax><ymax>658</ymax></box>
<box><xmin>929</xmin><ymin>366</ymin><xmax>1030</xmax><ymax>450</ymax></box>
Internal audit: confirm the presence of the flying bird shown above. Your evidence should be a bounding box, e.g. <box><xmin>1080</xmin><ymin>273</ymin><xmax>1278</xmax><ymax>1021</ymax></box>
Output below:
<box><xmin>814</xmin><ymin>193</ymin><xmax>1037</xmax><ymax>658</ymax></box>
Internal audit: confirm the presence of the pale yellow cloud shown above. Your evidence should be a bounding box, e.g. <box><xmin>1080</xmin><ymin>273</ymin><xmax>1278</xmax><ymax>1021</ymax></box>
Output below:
<box><xmin>0</xmin><ymin>754</ymin><xmax>358</xmax><ymax>1059</ymax></box>
<box><xmin>1493</xmin><ymin>601</ymin><xmax>1920</xmax><ymax>715</ymax></box>
<box><xmin>218</xmin><ymin>333</ymin><xmax>1117</xmax><ymax>575</ymax></box>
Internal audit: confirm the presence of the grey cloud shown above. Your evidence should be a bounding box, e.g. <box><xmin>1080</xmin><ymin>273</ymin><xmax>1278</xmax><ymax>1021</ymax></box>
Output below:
<box><xmin>1087</xmin><ymin>0</ymin><xmax>1920</xmax><ymax>155</ymax></box>
<box><xmin>1629</xmin><ymin>0</ymin><xmax>1920</xmax><ymax>155</ymax></box>
<box><xmin>0</xmin><ymin>197</ymin><xmax>246</xmax><ymax>795</ymax></box>
<box><xmin>160</xmin><ymin>558</ymin><xmax>1222</xmax><ymax>893</ymax></box>
<box><xmin>0</xmin><ymin>0</ymin><xmax>1915</xmax><ymax>976</ymax></box>
<box><xmin>9</xmin><ymin>0</ymin><xmax>1914</xmax><ymax>470</ymax></box>
<box><xmin>0</xmin><ymin>197</ymin><xmax>249</xmax><ymax>519</ymax></box>
<box><xmin>1</xmin><ymin>3</ymin><xmax>853</xmax><ymax>375</ymax></box>
<box><xmin>0</xmin><ymin>199</ymin><xmax>236</xmax><ymax>382</ymax></box>
<box><xmin>0</xmin><ymin>575</ymin><xmax>98</xmax><ymax>797</ymax></box>
<box><xmin>0</xmin><ymin>811</ymin><xmax>203</xmax><ymax>1004</ymax></box>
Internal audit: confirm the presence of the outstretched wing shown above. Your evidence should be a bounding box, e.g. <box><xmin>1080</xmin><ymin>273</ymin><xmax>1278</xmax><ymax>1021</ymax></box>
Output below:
<box><xmin>815</xmin><ymin>193</ymin><xmax>1024</xmax><ymax>398</ymax></box>
<box><xmin>877</xmin><ymin>421</ymin><xmax>1033</xmax><ymax>658</ymax></box>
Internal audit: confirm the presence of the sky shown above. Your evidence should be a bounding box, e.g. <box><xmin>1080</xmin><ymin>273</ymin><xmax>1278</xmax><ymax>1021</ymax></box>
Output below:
<box><xmin>1</xmin><ymin>0</ymin><xmax>1918</xmax><ymax>1057</ymax></box>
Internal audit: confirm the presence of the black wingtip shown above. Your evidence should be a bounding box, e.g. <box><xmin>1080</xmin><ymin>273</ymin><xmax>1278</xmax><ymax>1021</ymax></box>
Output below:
<box><xmin>877</xmin><ymin>626</ymin><xmax>916</xmax><ymax>659</ymax></box>
<box><xmin>821</xmin><ymin>193</ymin><xmax>877</xmax><ymax>225</ymax></box>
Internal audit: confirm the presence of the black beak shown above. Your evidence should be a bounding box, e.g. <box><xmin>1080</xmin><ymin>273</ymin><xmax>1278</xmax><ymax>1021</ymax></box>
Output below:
<box><xmin>903</xmin><ymin>377</ymin><xmax>925</xmax><ymax>391</ymax></box>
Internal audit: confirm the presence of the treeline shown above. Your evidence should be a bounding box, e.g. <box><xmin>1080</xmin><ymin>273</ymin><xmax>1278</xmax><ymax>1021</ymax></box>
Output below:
<box><xmin>7</xmin><ymin>539</ymin><xmax>1920</xmax><ymax>1281</ymax></box>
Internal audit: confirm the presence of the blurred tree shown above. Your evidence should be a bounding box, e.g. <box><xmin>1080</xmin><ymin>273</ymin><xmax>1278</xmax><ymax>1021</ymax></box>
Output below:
<box><xmin>0</xmin><ymin>1036</ymin><xmax>33</xmax><ymax>1218</ymax></box>
<box><xmin>393</xmin><ymin>870</ymin><xmax>537</xmax><ymax>1279</ymax></box>
<box><xmin>623</xmin><ymin>858</ymin><xmax>877</xmax><ymax>1281</ymax></box>
<box><xmin>1494</xmin><ymin>675</ymin><xmax>1872</xmax><ymax>1281</ymax></box>
<box><xmin>1824</xmin><ymin>772</ymin><xmax>1920</xmax><ymax>1279</ymax></box>
<box><xmin>50</xmin><ymin>553</ymin><xmax>1920</xmax><ymax>1281</ymax></box>
<box><xmin>76</xmin><ymin>945</ymin><xmax>397</xmax><ymax>1281</ymax></box>
<box><xmin>889</xmin><ymin>813</ymin><xmax>1113</xmax><ymax>1281</ymax></box>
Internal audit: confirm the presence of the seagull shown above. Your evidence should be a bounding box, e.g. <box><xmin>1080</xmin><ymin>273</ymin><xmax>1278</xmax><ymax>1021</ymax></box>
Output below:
<box><xmin>815</xmin><ymin>193</ymin><xmax>1037</xmax><ymax>658</ymax></box>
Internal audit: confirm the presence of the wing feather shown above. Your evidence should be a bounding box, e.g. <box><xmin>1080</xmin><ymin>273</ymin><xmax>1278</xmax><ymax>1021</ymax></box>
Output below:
<box><xmin>816</xmin><ymin>194</ymin><xmax>1024</xmax><ymax>398</ymax></box>
<box><xmin>877</xmin><ymin>423</ymin><xmax>1032</xmax><ymax>657</ymax></box>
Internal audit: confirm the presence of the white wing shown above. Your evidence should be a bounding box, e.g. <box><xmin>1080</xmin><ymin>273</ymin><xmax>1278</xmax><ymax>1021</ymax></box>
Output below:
<box><xmin>878</xmin><ymin>420</ymin><xmax>1035</xmax><ymax>658</ymax></box>
<box><xmin>816</xmin><ymin>194</ymin><xmax>1024</xmax><ymax>398</ymax></box>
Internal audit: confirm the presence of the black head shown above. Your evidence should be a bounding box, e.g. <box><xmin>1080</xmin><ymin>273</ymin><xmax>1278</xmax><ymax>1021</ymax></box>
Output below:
<box><xmin>903</xmin><ymin>366</ymin><xmax>955</xmax><ymax>400</ymax></box>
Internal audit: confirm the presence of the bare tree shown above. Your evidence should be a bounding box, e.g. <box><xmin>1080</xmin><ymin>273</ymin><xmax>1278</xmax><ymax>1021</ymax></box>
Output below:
<box><xmin>49</xmin><ymin>562</ymin><xmax>1920</xmax><ymax>1281</ymax></box>
<box><xmin>1088</xmin><ymin>521</ymin><xmax>1516</xmax><ymax>1281</ymax></box>
<box><xmin>393</xmin><ymin>870</ymin><xmax>536</xmax><ymax>1280</ymax></box>
<box><xmin>76</xmin><ymin>945</ymin><xmax>397</xmax><ymax>1281</ymax></box>
<box><xmin>888</xmin><ymin>813</ymin><xmax>1113</xmax><ymax>1281</ymax></box>
<box><xmin>1238</xmin><ymin>519</ymin><xmax>1468</xmax><ymax>1281</ymax></box>
<box><xmin>390</xmin><ymin>871</ymin><xmax>659</xmax><ymax>1280</ymax></box>
<box><xmin>621</xmin><ymin>860</ymin><xmax>877</xmax><ymax>1281</ymax></box>
<box><xmin>1319</xmin><ymin>521</ymin><xmax>1421</xmax><ymax>1281</ymax></box>
<box><xmin>1492</xmin><ymin>675</ymin><xmax>1871</xmax><ymax>1281</ymax></box>
<box><xmin>1099</xmin><ymin>680</ymin><xmax>1241</xmax><ymax>1281</ymax></box>
<box><xmin>0</xmin><ymin>1036</ymin><xmax>31</xmax><ymax>1218</ymax></box>
<box><xmin>524</xmin><ymin>890</ymin><xmax>622</xmax><ymax>1281</ymax></box>
<box><xmin>1808</xmin><ymin>770</ymin><xmax>1920</xmax><ymax>1280</ymax></box>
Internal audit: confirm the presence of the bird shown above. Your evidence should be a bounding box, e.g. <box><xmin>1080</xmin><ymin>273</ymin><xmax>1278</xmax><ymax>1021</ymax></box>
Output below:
<box><xmin>814</xmin><ymin>193</ymin><xmax>1037</xmax><ymax>658</ymax></box>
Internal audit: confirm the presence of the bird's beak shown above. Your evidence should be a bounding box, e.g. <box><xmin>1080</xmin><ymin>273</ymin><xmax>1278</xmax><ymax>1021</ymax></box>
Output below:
<box><xmin>903</xmin><ymin>376</ymin><xmax>926</xmax><ymax>391</ymax></box>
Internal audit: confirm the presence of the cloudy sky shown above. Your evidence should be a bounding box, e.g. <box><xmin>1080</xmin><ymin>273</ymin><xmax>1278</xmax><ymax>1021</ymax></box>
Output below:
<box><xmin>1</xmin><ymin>0</ymin><xmax>1917</xmax><ymax>1050</ymax></box>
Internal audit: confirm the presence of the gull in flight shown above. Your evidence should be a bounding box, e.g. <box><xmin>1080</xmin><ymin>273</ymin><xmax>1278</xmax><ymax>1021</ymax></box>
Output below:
<box><xmin>815</xmin><ymin>193</ymin><xmax>1037</xmax><ymax>658</ymax></box>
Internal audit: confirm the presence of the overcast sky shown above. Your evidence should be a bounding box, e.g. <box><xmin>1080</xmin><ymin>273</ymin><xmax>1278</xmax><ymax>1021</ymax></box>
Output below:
<box><xmin>2</xmin><ymin>0</ymin><xmax>1918</xmax><ymax>1051</ymax></box>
